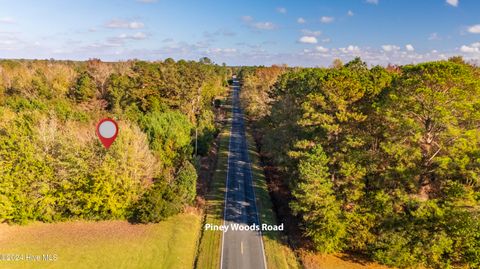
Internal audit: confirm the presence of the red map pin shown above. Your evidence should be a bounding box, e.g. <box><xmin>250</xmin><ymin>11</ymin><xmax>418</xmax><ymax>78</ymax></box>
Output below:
<box><xmin>96</xmin><ymin>118</ymin><xmax>118</xmax><ymax>149</ymax></box>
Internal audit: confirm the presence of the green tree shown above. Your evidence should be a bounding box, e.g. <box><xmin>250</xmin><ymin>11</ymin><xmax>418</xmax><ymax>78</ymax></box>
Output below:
<box><xmin>174</xmin><ymin>161</ymin><xmax>197</xmax><ymax>205</ymax></box>
<box><xmin>380</xmin><ymin>61</ymin><xmax>480</xmax><ymax>197</ymax></box>
<box><xmin>69</xmin><ymin>71</ymin><xmax>96</xmax><ymax>102</ymax></box>
<box><xmin>291</xmin><ymin>145</ymin><xmax>346</xmax><ymax>253</ymax></box>
<box><xmin>298</xmin><ymin>67</ymin><xmax>371</xmax><ymax>206</ymax></box>
<box><xmin>240</xmin><ymin>59</ymin><xmax>480</xmax><ymax>268</ymax></box>
<box><xmin>140</xmin><ymin>110</ymin><xmax>193</xmax><ymax>169</ymax></box>
<box><xmin>0</xmin><ymin>58</ymin><xmax>227</xmax><ymax>224</ymax></box>
<box><xmin>106</xmin><ymin>73</ymin><xmax>134</xmax><ymax>112</ymax></box>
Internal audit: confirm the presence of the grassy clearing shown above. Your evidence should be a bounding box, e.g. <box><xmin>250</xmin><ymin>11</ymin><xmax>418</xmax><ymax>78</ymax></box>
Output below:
<box><xmin>0</xmin><ymin>213</ymin><xmax>202</xmax><ymax>269</ymax></box>
<box><xmin>245</xmin><ymin>130</ymin><xmax>301</xmax><ymax>269</ymax></box>
<box><xmin>195</xmin><ymin>93</ymin><xmax>232</xmax><ymax>269</ymax></box>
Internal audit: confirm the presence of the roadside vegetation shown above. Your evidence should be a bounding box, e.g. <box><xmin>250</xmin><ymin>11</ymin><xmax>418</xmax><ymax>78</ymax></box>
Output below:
<box><xmin>239</xmin><ymin>57</ymin><xmax>480</xmax><ymax>268</ymax></box>
<box><xmin>195</xmin><ymin>88</ymin><xmax>231</xmax><ymax>269</ymax></box>
<box><xmin>245</xmin><ymin>128</ymin><xmax>301</xmax><ymax>269</ymax></box>
<box><xmin>0</xmin><ymin>58</ymin><xmax>228</xmax><ymax>224</ymax></box>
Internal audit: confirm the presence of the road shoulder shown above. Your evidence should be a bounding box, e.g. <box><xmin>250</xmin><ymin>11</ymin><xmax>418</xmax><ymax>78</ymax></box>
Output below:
<box><xmin>195</xmin><ymin>89</ymin><xmax>232</xmax><ymax>269</ymax></box>
<box><xmin>245</xmin><ymin>119</ymin><xmax>301</xmax><ymax>269</ymax></box>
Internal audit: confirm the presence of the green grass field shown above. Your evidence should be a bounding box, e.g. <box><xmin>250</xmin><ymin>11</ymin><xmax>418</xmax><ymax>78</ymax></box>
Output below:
<box><xmin>0</xmin><ymin>213</ymin><xmax>202</xmax><ymax>269</ymax></box>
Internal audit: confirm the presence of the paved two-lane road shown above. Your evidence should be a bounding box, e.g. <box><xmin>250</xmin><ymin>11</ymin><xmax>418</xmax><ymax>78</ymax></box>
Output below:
<box><xmin>220</xmin><ymin>80</ymin><xmax>267</xmax><ymax>269</ymax></box>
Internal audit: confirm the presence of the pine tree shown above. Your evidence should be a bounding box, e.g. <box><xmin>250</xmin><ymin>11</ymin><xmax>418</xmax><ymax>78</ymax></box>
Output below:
<box><xmin>291</xmin><ymin>145</ymin><xmax>346</xmax><ymax>253</ymax></box>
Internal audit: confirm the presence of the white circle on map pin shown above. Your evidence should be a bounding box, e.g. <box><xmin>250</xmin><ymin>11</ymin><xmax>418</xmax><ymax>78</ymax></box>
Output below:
<box><xmin>98</xmin><ymin>120</ymin><xmax>117</xmax><ymax>138</ymax></box>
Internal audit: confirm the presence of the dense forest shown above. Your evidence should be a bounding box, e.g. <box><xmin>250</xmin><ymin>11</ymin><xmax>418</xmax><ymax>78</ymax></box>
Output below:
<box><xmin>239</xmin><ymin>58</ymin><xmax>480</xmax><ymax>268</ymax></box>
<box><xmin>0</xmin><ymin>58</ymin><xmax>228</xmax><ymax>224</ymax></box>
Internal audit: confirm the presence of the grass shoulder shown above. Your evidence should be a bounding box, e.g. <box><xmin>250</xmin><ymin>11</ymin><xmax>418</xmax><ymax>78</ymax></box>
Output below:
<box><xmin>245</xmin><ymin>126</ymin><xmax>301</xmax><ymax>269</ymax></box>
<box><xmin>195</xmin><ymin>91</ymin><xmax>232</xmax><ymax>269</ymax></box>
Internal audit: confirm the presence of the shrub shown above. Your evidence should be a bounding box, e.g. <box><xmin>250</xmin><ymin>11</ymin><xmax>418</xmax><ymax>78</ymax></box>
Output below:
<box><xmin>175</xmin><ymin>161</ymin><xmax>197</xmax><ymax>205</ymax></box>
<box><xmin>130</xmin><ymin>181</ymin><xmax>182</xmax><ymax>223</ymax></box>
<box><xmin>140</xmin><ymin>110</ymin><xmax>193</xmax><ymax>168</ymax></box>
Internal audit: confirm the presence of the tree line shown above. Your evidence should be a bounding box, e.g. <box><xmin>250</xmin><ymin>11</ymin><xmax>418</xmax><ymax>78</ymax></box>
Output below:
<box><xmin>239</xmin><ymin>57</ymin><xmax>480</xmax><ymax>268</ymax></box>
<box><xmin>0</xmin><ymin>58</ymin><xmax>228</xmax><ymax>224</ymax></box>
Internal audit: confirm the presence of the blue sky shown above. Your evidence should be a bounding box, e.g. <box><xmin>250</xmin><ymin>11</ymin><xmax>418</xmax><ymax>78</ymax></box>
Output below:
<box><xmin>0</xmin><ymin>0</ymin><xmax>479</xmax><ymax>66</ymax></box>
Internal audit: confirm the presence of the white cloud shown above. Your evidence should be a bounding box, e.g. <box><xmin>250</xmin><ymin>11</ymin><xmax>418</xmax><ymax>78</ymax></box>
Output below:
<box><xmin>460</xmin><ymin>42</ymin><xmax>480</xmax><ymax>53</ymax></box>
<box><xmin>128</xmin><ymin>22</ymin><xmax>144</xmax><ymax>29</ymax></box>
<box><xmin>405</xmin><ymin>44</ymin><xmax>415</xmax><ymax>51</ymax></box>
<box><xmin>446</xmin><ymin>0</ymin><xmax>458</xmax><ymax>7</ymax></box>
<box><xmin>428</xmin><ymin>32</ymin><xmax>441</xmax><ymax>40</ymax></box>
<box><xmin>0</xmin><ymin>17</ymin><xmax>15</xmax><ymax>24</ymax></box>
<box><xmin>382</xmin><ymin>44</ymin><xmax>400</xmax><ymax>52</ymax></box>
<box><xmin>339</xmin><ymin>45</ymin><xmax>360</xmax><ymax>53</ymax></box>
<box><xmin>347</xmin><ymin>45</ymin><xmax>360</xmax><ymax>52</ymax></box>
<box><xmin>298</xmin><ymin>36</ymin><xmax>318</xmax><ymax>44</ymax></box>
<box><xmin>105</xmin><ymin>19</ymin><xmax>144</xmax><ymax>29</ymax></box>
<box><xmin>322</xmin><ymin>38</ymin><xmax>331</xmax><ymax>43</ymax></box>
<box><xmin>129</xmin><ymin>32</ymin><xmax>147</xmax><ymax>39</ymax></box>
<box><xmin>216</xmin><ymin>29</ymin><xmax>236</xmax><ymax>37</ymax></box>
<box><xmin>276</xmin><ymin>7</ymin><xmax>287</xmax><ymax>14</ymax></box>
<box><xmin>207</xmin><ymin>48</ymin><xmax>238</xmax><ymax>54</ymax></box>
<box><xmin>366</xmin><ymin>0</ymin><xmax>379</xmax><ymax>4</ymax></box>
<box><xmin>347</xmin><ymin>10</ymin><xmax>354</xmax><ymax>16</ymax></box>
<box><xmin>301</xmin><ymin>29</ymin><xmax>321</xmax><ymax>36</ymax></box>
<box><xmin>203</xmin><ymin>29</ymin><xmax>236</xmax><ymax>39</ymax></box>
<box><xmin>223</xmin><ymin>48</ymin><xmax>237</xmax><ymax>53</ymax></box>
<box><xmin>315</xmin><ymin>46</ymin><xmax>329</xmax><ymax>53</ymax></box>
<box><xmin>253</xmin><ymin>22</ymin><xmax>276</xmax><ymax>30</ymax></box>
<box><xmin>297</xmin><ymin>17</ymin><xmax>306</xmax><ymax>24</ymax></box>
<box><xmin>467</xmin><ymin>24</ymin><xmax>480</xmax><ymax>34</ymax></box>
<box><xmin>242</xmin><ymin>16</ymin><xmax>276</xmax><ymax>30</ymax></box>
<box><xmin>242</xmin><ymin>16</ymin><xmax>254</xmax><ymax>22</ymax></box>
<box><xmin>108</xmin><ymin>32</ymin><xmax>148</xmax><ymax>44</ymax></box>
<box><xmin>460</xmin><ymin>45</ymin><xmax>477</xmax><ymax>53</ymax></box>
<box><xmin>320</xmin><ymin>16</ymin><xmax>334</xmax><ymax>24</ymax></box>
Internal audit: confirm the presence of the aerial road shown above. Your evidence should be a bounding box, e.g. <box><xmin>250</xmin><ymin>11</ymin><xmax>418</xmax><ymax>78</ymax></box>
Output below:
<box><xmin>220</xmin><ymin>79</ymin><xmax>267</xmax><ymax>269</ymax></box>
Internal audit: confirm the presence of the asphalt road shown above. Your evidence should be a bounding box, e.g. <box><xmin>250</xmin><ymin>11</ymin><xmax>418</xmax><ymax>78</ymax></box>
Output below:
<box><xmin>220</xmin><ymin>80</ymin><xmax>267</xmax><ymax>269</ymax></box>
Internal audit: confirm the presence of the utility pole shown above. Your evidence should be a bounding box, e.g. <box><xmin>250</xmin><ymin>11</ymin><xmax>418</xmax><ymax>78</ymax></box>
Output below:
<box><xmin>195</xmin><ymin>118</ymin><xmax>198</xmax><ymax>156</ymax></box>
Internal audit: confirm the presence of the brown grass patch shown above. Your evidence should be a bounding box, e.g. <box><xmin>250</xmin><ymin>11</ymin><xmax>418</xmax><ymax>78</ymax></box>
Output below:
<box><xmin>0</xmin><ymin>220</ymin><xmax>152</xmax><ymax>248</ymax></box>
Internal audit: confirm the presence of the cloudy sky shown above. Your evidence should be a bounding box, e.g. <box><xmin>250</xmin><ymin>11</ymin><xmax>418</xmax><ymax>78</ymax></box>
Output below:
<box><xmin>0</xmin><ymin>0</ymin><xmax>479</xmax><ymax>66</ymax></box>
